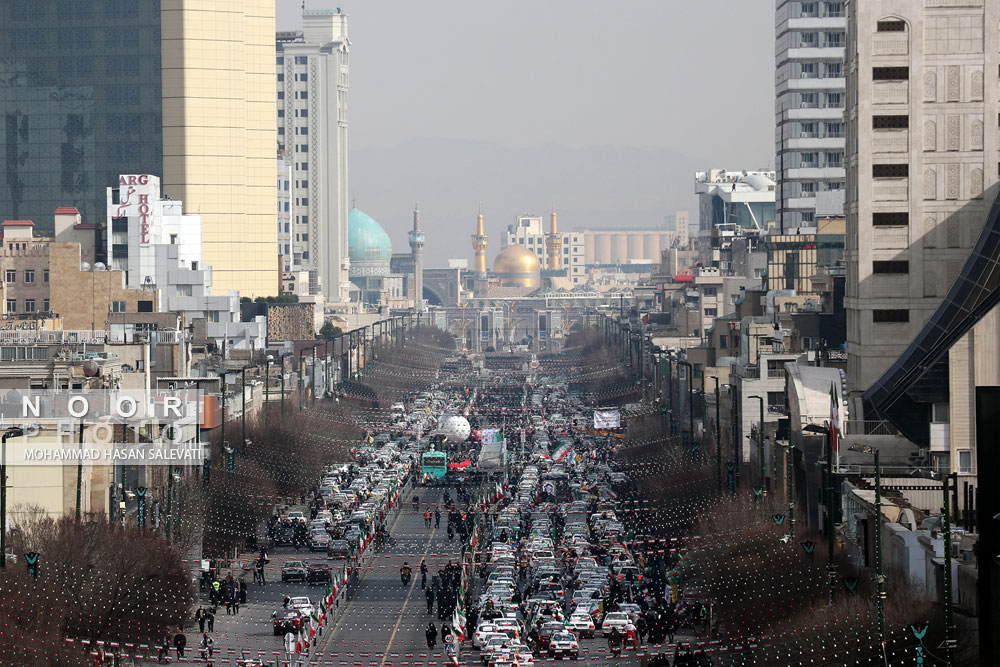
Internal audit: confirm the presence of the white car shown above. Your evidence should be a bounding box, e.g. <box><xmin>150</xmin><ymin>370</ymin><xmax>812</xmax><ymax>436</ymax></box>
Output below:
<box><xmin>288</xmin><ymin>596</ymin><xmax>312</xmax><ymax>614</ymax></box>
<box><xmin>473</xmin><ymin>625</ymin><xmax>502</xmax><ymax>649</ymax></box>
<box><xmin>286</xmin><ymin>511</ymin><xmax>306</xmax><ymax>523</ymax></box>
<box><xmin>600</xmin><ymin>611</ymin><xmax>630</xmax><ymax>636</ymax></box>
<box><xmin>547</xmin><ymin>632</ymin><xmax>580</xmax><ymax>660</ymax></box>
<box><xmin>566</xmin><ymin>613</ymin><xmax>595</xmax><ymax>638</ymax></box>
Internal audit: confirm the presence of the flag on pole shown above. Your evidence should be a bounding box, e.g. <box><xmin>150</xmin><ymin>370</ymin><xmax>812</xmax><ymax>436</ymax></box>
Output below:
<box><xmin>829</xmin><ymin>382</ymin><xmax>840</xmax><ymax>455</ymax></box>
<box><xmin>552</xmin><ymin>443</ymin><xmax>572</xmax><ymax>461</ymax></box>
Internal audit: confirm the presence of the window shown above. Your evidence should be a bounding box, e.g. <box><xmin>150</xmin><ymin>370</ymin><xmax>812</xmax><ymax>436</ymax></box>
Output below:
<box><xmin>137</xmin><ymin>300</ymin><xmax>153</xmax><ymax>313</ymax></box>
<box><xmin>801</xmin><ymin>182</ymin><xmax>816</xmax><ymax>193</ymax></box>
<box><xmin>278</xmin><ymin>109</ymin><xmax>284</xmax><ymax>118</ymax></box>
<box><xmin>825</xmin><ymin>2</ymin><xmax>844</xmax><ymax>17</ymax></box>
<box><xmin>876</xmin><ymin>20</ymin><xmax>906</xmax><ymax>32</ymax></box>
<box><xmin>873</xmin><ymin>115</ymin><xmax>908</xmax><ymax>129</ymax></box>
<box><xmin>767</xmin><ymin>391</ymin><xmax>785</xmax><ymax>410</ymax></box>
<box><xmin>826</xmin><ymin>92</ymin><xmax>843</xmax><ymax>108</ymax></box>
<box><xmin>176</xmin><ymin>284</ymin><xmax>193</xmax><ymax>296</ymax></box>
<box><xmin>42</xmin><ymin>299</ymin><xmax>49</xmax><ymax>313</ymax></box>
<box><xmin>43</xmin><ymin>269</ymin><xmax>49</xmax><ymax>283</ymax></box>
<box><xmin>277</xmin><ymin>57</ymin><xmax>284</xmax><ymax>65</ymax></box>
<box><xmin>298</xmin><ymin>144</ymin><xmax>308</xmax><ymax>153</ymax></box>
<box><xmin>297</xmin><ymin>91</ymin><xmax>308</xmax><ymax>100</ymax></box>
<box><xmin>800</xmin><ymin>92</ymin><xmax>818</xmax><ymax>108</ymax></box>
<box><xmin>800</xmin><ymin>32</ymin><xmax>818</xmax><ymax>47</ymax></box>
<box><xmin>23</xmin><ymin>269</ymin><xmax>34</xmax><ymax>284</ymax></box>
<box><xmin>294</xmin><ymin>56</ymin><xmax>308</xmax><ymax>65</ymax></box>
<box><xmin>800</xmin><ymin>2</ymin><xmax>818</xmax><ymax>17</ymax></box>
<box><xmin>825</xmin><ymin>122</ymin><xmax>844</xmax><ymax>137</ymax></box>
<box><xmin>825</xmin><ymin>32</ymin><xmax>844</xmax><ymax>48</ymax></box>
<box><xmin>111</xmin><ymin>301</ymin><xmax>126</xmax><ymax>313</ymax></box>
<box><xmin>873</xmin><ymin>309</ymin><xmax>908</xmax><ymax>323</ymax></box>
<box><xmin>826</xmin><ymin>62</ymin><xmax>843</xmax><ymax>77</ymax></box>
<box><xmin>23</xmin><ymin>299</ymin><xmax>35</xmax><ymax>313</ymax></box>
<box><xmin>296</xmin><ymin>72</ymin><xmax>308</xmax><ymax>82</ymax></box>
<box><xmin>932</xmin><ymin>403</ymin><xmax>949</xmax><ymax>423</ymax></box>
<box><xmin>873</xmin><ymin>260</ymin><xmax>908</xmax><ymax>274</ymax></box>
<box><xmin>825</xmin><ymin>151</ymin><xmax>843</xmax><ymax>167</ymax></box>
<box><xmin>4</xmin><ymin>270</ymin><xmax>15</xmax><ymax>283</ymax></box>
<box><xmin>800</xmin><ymin>122</ymin><xmax>818</xmax><ymax>137</ymax></box>
<box><xmin>703</xmin><ymin>287</ymin><xmax>718</xmax><ymax>296</ymax></box>
<box><xmin>277</xmin><ymin>73</ymin><xmax>284</xmax><ymax>82</ymax></box>
<box><xmin>801</xmin><ymin>62</ymin><xmax>818</xmax><ymax>79</ymax></box>
<box><xmin>5</xmin><ymin>299</ymin><xmax>15</xmax><ymax>313</ymax></box>
<box><xmin>207</xmin><ymin>310</ymin><xmax>220</xmax><ymax>323</ymax></box>
<box><xmin>873</xmin><ymin>164</ymin><xmax>908</xmax><ymax>178</ymax></box>
<box><xmin>301</xmin><ymin>233</ymin><xmax>309</xmax><ymax>242</ymax></box>
<box><xmin>956</xmin><ymin>450</ymin><xmax>973</xmax><ymax>473</ymax></box>
<box><xmin>278</xmin><ymin>127</ymin><xmax>284</xmax><ymax>135</ymax></box>
<box><xmin>873</xmin><ymin>67</ymin><xmax>909</xmax><ymax>80</ymax></box>
<box><xmin>801</xmin><ymin>152</ymin><xmax>819</xmax><ymax>167</ymax></box>
<box><xmin>873</xmin><ymin>212</ymin><xmax>908</xmax><ymax>226</ymax></box>
<box><xmin>704</xmin><ymin>307</ymin><xmax>717</xmax><ymax>317</ymax></box>
<box><xmin>277</xmin><ymin>91</ymin><xmax>284</xmax><ymax>100</ymax></box>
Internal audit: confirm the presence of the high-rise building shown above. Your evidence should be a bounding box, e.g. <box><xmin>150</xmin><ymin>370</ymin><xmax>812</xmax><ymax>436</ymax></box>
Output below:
<box><xmin>276</xmin><ymin>9</ymin><xmax>351</xmax><ymax>303</ymax></box>
<box><xmin>844</xmin><ymin>0</ymin><xmax>1000</xmax><ymax>393</ymax></box>
<box><xmin>0</xmin><ymin>0</ymin><xmax>279</xmax><ymax>298</ymax></box>
<box><xmin>775</xmin><ymin>0</ymin><xmax>847</xmax><ymax>232</ymax></box>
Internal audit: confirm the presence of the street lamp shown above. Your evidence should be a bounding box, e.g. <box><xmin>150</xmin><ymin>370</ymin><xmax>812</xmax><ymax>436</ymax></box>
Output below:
<box><xmin>749</xmin><ymin>395</ymin><xmax>765</xmax><ymax>495</ymax></box>
<box><xmin>678</xmin><ymin>360</ymin><xmax>695</xmax><ymax>457</ymax></box>
<box><xmin>849</xmin><ymin>443</ymin><xmax>886</xmax><ymax>664</ymax></box>
<box><xmin>710</xmin><ymin>377</ymin><xmax>722</xmax><ymax>492</ymax></box>
<box><xmin>1</xmin><ymin>427</ymin><xmax>24</xmax><ymax>568</ymax></box>
<box><xmin>909</xmin><ymin>468</ymin><xmax>956</xmax><ymax>667</ymax></box>
<box><xmin>265</xmin><ymin>354</ymin><xmax>274</xmax><ymax>408</ymax></box>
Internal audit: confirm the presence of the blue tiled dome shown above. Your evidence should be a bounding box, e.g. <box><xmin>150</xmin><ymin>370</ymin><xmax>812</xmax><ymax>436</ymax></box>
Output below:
<box><xmin>348</xmin><ymin>208</ymin><xmax>392</xmax><ymax>261</ymax></box>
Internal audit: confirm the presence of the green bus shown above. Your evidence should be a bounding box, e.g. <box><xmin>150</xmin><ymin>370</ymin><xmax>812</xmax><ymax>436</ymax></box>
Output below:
<box><xmin>421</xmin><ymin>451</ymin><xmax>447</xmax><ymax>484</ymax></box>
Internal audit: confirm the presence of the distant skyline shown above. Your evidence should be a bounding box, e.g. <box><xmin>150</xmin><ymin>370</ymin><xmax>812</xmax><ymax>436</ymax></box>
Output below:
<box><xmin>277</xmin><ymin>0</ymin><xmax>775</xmax><ymax>265</ymax></box>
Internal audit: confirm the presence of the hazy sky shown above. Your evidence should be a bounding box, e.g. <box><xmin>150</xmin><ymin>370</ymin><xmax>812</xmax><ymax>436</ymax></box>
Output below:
<box><xmin>277</xmin><ymin>0</ymin><xmax>776</xmax><ymax>264</ymax></box>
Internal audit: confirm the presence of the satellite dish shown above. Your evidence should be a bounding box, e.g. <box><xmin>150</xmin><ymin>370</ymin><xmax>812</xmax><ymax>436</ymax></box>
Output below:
<box><xmin>82</xmin><ymin>359</ymin><xmax>100</xmax><ymax>377</ymax></box>
<box><xmin>80</xmin><ymin>262</ymin><xmax>91</xmax><ymax>272</ymax></box>
<box><xmin>93</xmin><ymin>262</ymin><xmax>106</xmax><ymax>271</ymax></box>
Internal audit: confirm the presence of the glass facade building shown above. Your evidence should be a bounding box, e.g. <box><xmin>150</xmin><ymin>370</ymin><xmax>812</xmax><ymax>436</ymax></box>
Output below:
<box><xmin>0</xmin><ymin>0</ymin><xmax>164</xmax><ymax>228</ymax></box>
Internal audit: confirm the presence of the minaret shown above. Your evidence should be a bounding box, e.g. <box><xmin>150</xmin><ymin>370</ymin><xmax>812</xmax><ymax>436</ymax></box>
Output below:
<box><xmin>408</xmin><ymin>204</ymin><xmax>425</xmax><ymax>310</ymax></box>
<box><xmin>545</xmin><ymin>205</ymin><xmax>562</xmax><ymax>270</ymax></box>
<box><xmin>472</xmin><ymin>204</ymin><xmax>489</xmax><ymax>275</ymax></box>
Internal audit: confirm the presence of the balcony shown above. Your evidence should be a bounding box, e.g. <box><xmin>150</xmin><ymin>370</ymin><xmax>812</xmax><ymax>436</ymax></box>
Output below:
<box><xmin>872</xmin><ymin>226</ymin><xmax>909</xmax><ymax>249</ymax></box>
<box><xmin>872</xmin><ymin>33</ymin><xmax>908</xmax><ymax>56</ymax></box>
<box><xmin>843</xmin><ymin>420</ymin><xmax>898</xmax><ymax>436</ymax></box>
<box><xmin>872</xmin><ymin>129</ymin><xmax>908</xmax><ymax>153</ymax></box>
<box><xmin>873</xmin><ymin>178</ymin><xmax>908</xmax><ymax>201</ymax></box>
<box><xmin>873</xmin><ymin>81</ymin><xmax>908</xmax><ymax>105</ymax></box>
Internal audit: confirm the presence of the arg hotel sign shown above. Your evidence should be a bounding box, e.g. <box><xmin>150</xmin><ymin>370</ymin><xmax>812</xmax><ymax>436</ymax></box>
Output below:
<box><xmin>114</xmin><ymin>174</ymin><xmax>161</xmax><ymax>246</ymax></box>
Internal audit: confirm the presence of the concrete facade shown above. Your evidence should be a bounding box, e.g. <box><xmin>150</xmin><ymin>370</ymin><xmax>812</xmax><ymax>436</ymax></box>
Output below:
<box><xmin>845</xmin><ymin>0</ymin><xmax>1000</xmax><ymax>392</ymax></box>
<box><xmin>775</xmin><ymin>0</ymin><xmax>847</xmax><ymax>231</ymax></box>
<box><xmin>276</xmin><ymin>9</ymin><xmax>351</xmax><ymax>302</ymax></box>
<box><xmin>503</xmin><ymin>215</ymin><xmax>585</xmax><ymax>284</ymax></box>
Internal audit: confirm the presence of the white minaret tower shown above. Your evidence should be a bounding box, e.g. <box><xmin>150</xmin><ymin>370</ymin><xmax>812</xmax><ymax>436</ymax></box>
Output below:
<box><xmin>408</xmin><ymin>204</ymin><xmax>425</xmax><ymax>310</ymax></box>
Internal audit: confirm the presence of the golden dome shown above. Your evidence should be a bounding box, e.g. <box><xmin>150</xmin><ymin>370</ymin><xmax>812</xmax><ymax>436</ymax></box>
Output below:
<box><xmin>493</xmin><ymin>244</ymin><xmax>541</xmax><ymax>288</ymax></box>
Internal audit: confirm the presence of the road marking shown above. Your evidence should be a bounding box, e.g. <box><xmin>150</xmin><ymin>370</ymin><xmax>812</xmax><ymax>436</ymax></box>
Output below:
<box><xmin>379</xmin><ymin>500</ymin><xmax>438</xmax><ymax>667</ymax></box>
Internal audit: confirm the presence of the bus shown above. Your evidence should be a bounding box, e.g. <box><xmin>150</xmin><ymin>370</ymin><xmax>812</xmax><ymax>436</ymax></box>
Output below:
<box><xmin>421</xmin><ymin>450</ymin><xmax>447</xmax><ymax>484</ymax></box>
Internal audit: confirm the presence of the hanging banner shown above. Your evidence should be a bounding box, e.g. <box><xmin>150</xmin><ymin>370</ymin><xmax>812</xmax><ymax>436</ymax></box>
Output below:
<box><xmin>593</xmin><ymin>409</ymin><xmax>621</xmax><ymax>429</ymax></box>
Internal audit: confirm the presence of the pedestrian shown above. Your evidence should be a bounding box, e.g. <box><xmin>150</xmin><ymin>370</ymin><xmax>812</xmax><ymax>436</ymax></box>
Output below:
<box><xmin>424</xmin><ymin>510</ymin><xmax>432</xmax><ymax>528</ymax></box>
<box><xmin>434</xmin><ymin>508</ymin><xmax>441</xmax><ymax>528</ymax></box>
<box><xmin>420</xmin><ymin>560</ymin><xmax>428</xmax><ymax>589</ymax></box>
<box><xmin>436</xmin><ymin>588</ymin><xmax>446</xmax><ymax>619</ymax></box>
<box><xmin>425</xmin><ymin>623</ymin><xmax>438</xmax><ymax>649</ymax></box>
<box><xmin>283</xmin><ymin>594</ymin><xmax>291</xmax><ymax>609</ymax></box>
<box><xmin>441</xmin><ymin>623</ymin><xmax>450</xmax><ymax>642</ymax></box>
<box><xmin>426</xmin><ymin>585</ymin><xmax>435</xmax><ymax>614</ymax></box>
<box><xmin>239</xmin><ymin>579</ymin><xmax>247</xmax><ymax>604</ymax></box>
<box><xmin>232</xmin><ymin>596</ymin><xmax>240</xmax><ymax>614</ymax></box>
<box><xmin>173</xmin><ymin>629</ymin><xmax>186</xmax><ymax>659</ymax></box>
<box><xmin>257</xmin><ymin>558</ymin><xmax>266</xmax><ymax>583</ymax></box>
<box><xmin>200</xmin><ymin>632</ymin><xmax>214</xmax><ymax>659</ymax></box>
<box><xmin>158</xmin><ymin>633</ymin><xmax>170</xmax><ymax>663</ymax></box>
<box><xmin>447</xmin><ymin>524</ymin><xmax>454</xmax><ymax>541</ymax></box>
<box><xmin>206</xmin><ymin>608</ymin><xmax>215</xmax><ymax>632</ymax></box>
<box><xmin>196</xmin><ymin>607</ymin><xmax>206</xmax><ymax>633</ymax></box>
<box><xmin>211</xmin><ymin>579</ymin><xmax>220</xmax><ymax>605</ymax></box>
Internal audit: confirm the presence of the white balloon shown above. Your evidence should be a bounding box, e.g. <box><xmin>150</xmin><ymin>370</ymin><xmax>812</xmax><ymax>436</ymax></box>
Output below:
<box><xmin>439</xmin><ymin>415</ymin><xmax>471</xmax><ymax>443</ymax></box>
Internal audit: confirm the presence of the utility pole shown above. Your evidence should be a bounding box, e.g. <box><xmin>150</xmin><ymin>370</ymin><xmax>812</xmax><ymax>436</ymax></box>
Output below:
<box><xmin>1</xmin><ymin>428</ymin><xmax>25</xmax><ymax>567</ymax></box>
<box><xmin>874</xmin><ymin>448</ymin><xmax>886</xmax><ymax>664</ymax></box>
<box><xmin>76</xmin><ymin>422</ymin><xmax>84</xmax><ymax>521</ymax></box>
<box><xmin>942</xmin><ymin>472</ymin><xmax>954</xmax><ymax>667</ymax></box>
<box><xmin>711</xmin><ymin>377</ymin><xmax>721</xmax><ymax>492</ymax></box>
<box><xmin>750</xmin><ymin>396</ymin><xmax>765</xmax><ymax>496</ymax></box>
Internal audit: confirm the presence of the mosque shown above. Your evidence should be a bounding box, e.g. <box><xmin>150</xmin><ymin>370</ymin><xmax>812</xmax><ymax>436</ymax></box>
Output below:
<box><xmin>346</xmin><ymin>208</ymin><xmax>409</xmax><ymax>309</ymax></box>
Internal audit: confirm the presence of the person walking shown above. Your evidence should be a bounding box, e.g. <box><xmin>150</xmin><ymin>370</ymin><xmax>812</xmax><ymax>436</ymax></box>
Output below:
<box><xmin>173</xmin><ymin>629</ymin><xmax>186</xmax><ymax>659</ymax></box>
<box><xmin>424</xmin><ymin>510</ymin><xmax>432</xmax><ymax>528</ymax></box>
<box><xmin>420</xmin><ymin>560</ymin><xmax>428</xmax><ymax>589</ymax></box>
<box><xmin>447</xmin><ymin>523</ymin><xmax>454</xmax><ymax>541</ymax></box>
<box><xmin>196</xmin><ymin>608</ymin><xmax>206</xmax><ymax>633</ymax></box>
<box><xmin>206</xmin><ymin>608</ymin><xmax>215</xmax><ymax>632</ymax></box>
<box><xmin>239</xmin><ymin>579</ymin><xmax>247</xmax><ymax>604</ymax></box>
<box><xmin>200</xmin><ymin>632</ymin><xmax>214</xmax><ymax>659</ymax></box>
<box><xmin>434</xmin><ymin>508</ymin><xmax>441</xmax><ymax>528</ymax></box>
<box><xmin>425</xmin><ymin>623</ymin><xmax>438</xmax><ymax>649</ymax></box>
<box><xmin>426</xmin><ymin>585</ymin><xmax>435</xmax><ymax>614</ymax></box>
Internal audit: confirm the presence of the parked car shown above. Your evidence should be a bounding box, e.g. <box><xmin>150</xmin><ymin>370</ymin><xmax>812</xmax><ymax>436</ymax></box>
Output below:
<box><xmin>327</xmin><ymin>539</ymin><xmax>352</xmax><ymax>560</ymax></box>
<box><xmin>547</xmin><ymin>632</ymin><xmax>580</xmax><ymax>660</ymax></box>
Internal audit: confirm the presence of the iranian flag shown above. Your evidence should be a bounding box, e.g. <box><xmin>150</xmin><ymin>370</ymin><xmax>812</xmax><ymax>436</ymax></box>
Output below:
<box><xmin>451</xmin><ymin>605</ymin><xmax>467</xmax><ymax>641</ymax></box>
<box><xmin>552</xmin><ymin>443</ymin><xmax>572</xmax><ymax>461</ymax></box>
